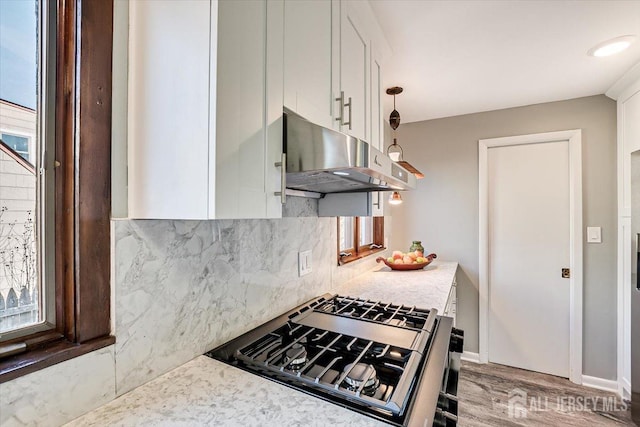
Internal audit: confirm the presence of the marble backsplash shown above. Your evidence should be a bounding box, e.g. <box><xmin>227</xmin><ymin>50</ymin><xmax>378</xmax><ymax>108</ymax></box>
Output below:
<box><xmin>114</xmin><ymin>215</ymin><xmax>336</xmax><ymax>394</ymax></box>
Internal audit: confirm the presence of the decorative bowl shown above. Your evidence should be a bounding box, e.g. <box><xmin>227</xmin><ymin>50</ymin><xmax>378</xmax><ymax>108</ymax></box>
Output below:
<box><xmin>376</xmin><ymin>254</ymin><xmax>437</xmax><ymax>271</ymax></box>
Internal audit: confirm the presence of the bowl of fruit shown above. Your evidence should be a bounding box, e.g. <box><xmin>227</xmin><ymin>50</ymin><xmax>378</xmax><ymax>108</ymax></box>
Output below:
<box><xmin>376</xmin><ymin>251</ymin><xmax>437</xmax><ymax>271</ymax></box>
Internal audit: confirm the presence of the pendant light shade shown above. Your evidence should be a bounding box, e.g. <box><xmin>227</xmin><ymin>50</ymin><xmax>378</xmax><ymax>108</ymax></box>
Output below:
<box><xmin>386</xmin><ymin>87</ymin><xmax>424</xmax><ymax>180</ymax></box>
<box><xmin>389</xmin><ymin>191</ymin><xmax>403</xmax><ymax>205</ymax></box>
<box><xmin>387</xmin><ymin>138</ymin><xmax>403</xmax><ymax>162</ymax></box>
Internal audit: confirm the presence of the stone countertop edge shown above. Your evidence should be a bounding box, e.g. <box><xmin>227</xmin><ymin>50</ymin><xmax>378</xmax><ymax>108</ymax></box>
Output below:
<box><xmin>65</xmin><ymin>260</ymin><xmax>458</xmax><ymax>427</ymax></box>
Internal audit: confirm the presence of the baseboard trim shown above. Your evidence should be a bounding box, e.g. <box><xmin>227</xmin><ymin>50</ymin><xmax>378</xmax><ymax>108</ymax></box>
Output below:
<box><xmin>461</xmin><ymin>351</ymin><xmax>481</xmax><ymax>363</ymax></box>
<box><xmin>581</xmin><ymin>375</ymin><xmax>619</xmax><ymax>394</ymax></box>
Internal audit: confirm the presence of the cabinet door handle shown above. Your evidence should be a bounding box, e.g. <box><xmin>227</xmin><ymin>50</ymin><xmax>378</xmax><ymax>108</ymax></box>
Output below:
<box><xmin>373</xmin><ymin>191</ymin><xmax>381</xmax><ymax>208</ymax></box>
<box><xmin>344</xmin><ymin>96</ymin><xmax>352</xmax><ymax>130</ymax></box>
<box><xmin>335</xmin><ymin>91</ymin><xmax>345</xmax><ymax>126</ymax></box>
<box><xmin>274</xmin><ymin>153</ymin><xmax>287</xmax><ymax>205</ymax></box>
<box><xmin>335</xmin><ymin>92</ymin><xmax>352</xmax><ymax>130</ymax></box>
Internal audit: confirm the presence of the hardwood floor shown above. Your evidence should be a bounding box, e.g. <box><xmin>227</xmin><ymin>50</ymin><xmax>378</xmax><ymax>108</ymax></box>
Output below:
<box><xmin>458</xmin><ymin>361</ymin><xmax>635</xmax><ymax>426</ymax></box>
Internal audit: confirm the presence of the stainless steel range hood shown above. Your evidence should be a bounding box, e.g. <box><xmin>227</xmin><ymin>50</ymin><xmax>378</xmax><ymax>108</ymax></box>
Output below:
<box><xmin>284</xmin><ymin>109</ymin><xmax>416</xmax><ymax>194</ymax></box>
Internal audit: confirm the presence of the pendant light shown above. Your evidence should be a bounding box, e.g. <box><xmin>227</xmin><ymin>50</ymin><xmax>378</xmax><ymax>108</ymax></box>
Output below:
<box><xmin>389</xmin><ymin>191</ymin><xmax>403</xmax><ymax>205</ymax></box>
<box><xmin>386</xmin><ymin>87</ymin><xmax>424</xmax><ymax>179</ymax></box>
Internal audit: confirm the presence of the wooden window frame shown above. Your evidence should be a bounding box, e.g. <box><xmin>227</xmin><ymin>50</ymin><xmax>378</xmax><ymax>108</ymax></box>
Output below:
<box><xmin>337</xmin><ymin>216</ymin><xmax>385</xmax><ymax>265</ymax></box>
<box><xmin>0</xmin><ymin>0</ymin><xmax>114</xmax><ymax>383</ymax></box>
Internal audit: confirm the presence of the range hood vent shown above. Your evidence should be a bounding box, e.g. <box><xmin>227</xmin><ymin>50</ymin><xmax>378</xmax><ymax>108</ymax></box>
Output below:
<box><xmin>284</xmin><ymin>109</ymin><xmax>416</xmax><ymax>194</ymax></box>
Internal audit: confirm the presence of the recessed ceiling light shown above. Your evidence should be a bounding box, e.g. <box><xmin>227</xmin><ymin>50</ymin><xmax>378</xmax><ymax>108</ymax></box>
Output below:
<box><xmin>588</xmin><ymin>35</ymin><xmax>637</xmax><ymax>57</ymax></box>
<box><xmin>333</xmin><ymin>171</ymin><xmax>350</xmax><ymax>176</ymax></box>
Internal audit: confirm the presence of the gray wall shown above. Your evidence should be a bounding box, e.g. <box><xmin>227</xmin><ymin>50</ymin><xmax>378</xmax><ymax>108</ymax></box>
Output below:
<box><xmin>390</xmin><ymin>95</ymin><xmax>617</xmax><ymax>379</ymax></box>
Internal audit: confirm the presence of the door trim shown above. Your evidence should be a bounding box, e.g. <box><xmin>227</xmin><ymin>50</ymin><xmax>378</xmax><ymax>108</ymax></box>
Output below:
<box><xmin>478</xmin><ymin>129</ymin><xmax>583</xmax><ymax>384</ymax></box>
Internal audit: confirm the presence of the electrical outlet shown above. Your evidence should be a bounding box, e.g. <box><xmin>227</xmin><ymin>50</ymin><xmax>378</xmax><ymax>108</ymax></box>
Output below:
<box><xmin>298</xmin><ymin>250</ymin><xmax>312</xmax><ymax>277</ymax></box>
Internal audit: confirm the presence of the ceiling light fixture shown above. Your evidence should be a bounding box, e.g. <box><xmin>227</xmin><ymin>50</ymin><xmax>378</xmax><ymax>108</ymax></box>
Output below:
<box><xmin>588</xmin><ymin>35</ymin><xmax>637</xmax><ymax>57</ymax></box>
<box><xmin>389</xmin><ymin>191</ymin><xmax>403</xmax><ymax>205</ymax></box>
<box><xmin>386</xmin><ymin>87</ymin><xmax>425</xmax><ymax>179</ymax></box>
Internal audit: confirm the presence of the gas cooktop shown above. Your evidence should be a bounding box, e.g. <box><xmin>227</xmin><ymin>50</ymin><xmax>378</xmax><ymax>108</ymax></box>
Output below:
<box><xmin>207</xmin><ymin>294</ymin><xmax>462</xmax><ymax>427</ymax></box>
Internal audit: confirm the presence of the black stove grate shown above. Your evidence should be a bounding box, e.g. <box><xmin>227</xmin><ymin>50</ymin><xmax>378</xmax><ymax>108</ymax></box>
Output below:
<box><xmin>234</xmin><ymin>318</ymin><xmax>426</xmax><ymax>416</ymax></box>
<box><xmin>312</xmin><ymin>295</ymin><xmax>433</xmax><ymax>331</ymax></box>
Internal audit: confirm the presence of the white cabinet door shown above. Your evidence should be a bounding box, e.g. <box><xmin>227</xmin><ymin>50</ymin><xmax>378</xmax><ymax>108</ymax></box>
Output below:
<box><xmin>339</xmin><ymin>1</ymin><xmax>368</xmax><ymax>141</ymax></box>
<box><xmin>264</xmin><ymin>0</ymin><xmax>285</xmax><ymax>219</ymax></box>
<box><xmin>128</xmin><ymin>0</ymin><xmax>213</xmax><ymax>219</ymax></box>
<box><xmin>370</xmin><ymin>46</ymin><xmax>384</xmax><ymax>152</ymax></box>
<box><xmin>128</xmin><ymin>0</ymin><xmax>283</xmax><ymax>220</ymax></box>
<box><xmin>215</xmin><ymin>0</ymin><xmax>282</xmax><ymax>219</ymax></box>
<box><xmin>370</xmin><ymin>45</ymin><xmax>384</xmax><ymax>217</ymax></box>
<box><xmin>283</xmin><ymin>0</ymin><xmax>334</xmax><ymax>129</ymax></box>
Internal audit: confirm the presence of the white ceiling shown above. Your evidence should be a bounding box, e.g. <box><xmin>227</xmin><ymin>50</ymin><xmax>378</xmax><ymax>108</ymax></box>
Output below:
<box><xmin>369</xmin><ymin>0</ymin><xmax>640</xmax><ymax>123</ymax></box>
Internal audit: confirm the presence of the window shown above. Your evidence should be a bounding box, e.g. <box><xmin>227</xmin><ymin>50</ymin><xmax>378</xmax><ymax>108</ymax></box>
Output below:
<box><xmin>0</xmin><ymin>0</ymin><xmax>48</xmax><ymax>339</ymax></box>
<box><xmin>0</xmin><ymin>0</ymin><xmax>113</xmax><ymax>383</ymax></box>
<box><xmin>1</xmin><ymin>133</ymin><xmax>31</xmax><ymax>162</ymax></box>
<box><xmin>338</xmin><ymin>216</ymin><xmax>385</xmax><ymax>264</ymax></box>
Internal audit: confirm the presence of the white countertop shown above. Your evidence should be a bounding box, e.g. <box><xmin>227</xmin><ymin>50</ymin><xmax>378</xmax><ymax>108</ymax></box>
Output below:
<box><xmin>66</xmin><ymin>261</ymin><xmax>457</xmax><ymax>427</ymax></box>
<box><xmin>66</xmin><ymin>356</ymin><xmax>386</xmax><ymax>427</ymax></box>
<box><xmin>334</xmin><ymin>260</ymin><xmax>458</xmax><ymax>314</ymax></box>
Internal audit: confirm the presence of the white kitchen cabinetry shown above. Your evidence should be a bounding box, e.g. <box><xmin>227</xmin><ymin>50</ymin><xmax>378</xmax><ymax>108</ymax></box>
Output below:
<box><xmin>128</xmin><ymin>0</ymin><xmax>283</xmax><ymax>219</ymax></box>
<box><xmin>215</xmin><ymin>0</ymin><xmax>283</xmax><ymax>219</ymax></box>
<box><xmin>283</xmin><ymin>0</ymin><xmax>336</xmax><ymax>130</ymax></box>
<box><xmin>338</xmin><ymin>1</ymin><xmax>369</xmax><ymax>141</ymax></box>
<box><xmin>128</xmin><ymin>0</ymin><xmax>212</xmax><ymax>219</ymax></box>
<box><xmin>280</xmin><ymin>0</ymin><xmax>389</xmax><ymax>148</ymax></box>
<box><xmin>306</xmin><ymin>1</ymin><xmax>390</xmax><ymax>218</ymax></box>
<box><xmin>370</xmin><ymin>46</ymin><xmax>384</xmax><ymax>152</ymax></box>
<box><xmin>129</xmin><ymin>0</ymin><xmax>389</xmax><ymax>220</ymax></box>
<box><xmin>370</xmin><ymin>44</ymin><xmax>385</xmax><ymax>217</ymax></box>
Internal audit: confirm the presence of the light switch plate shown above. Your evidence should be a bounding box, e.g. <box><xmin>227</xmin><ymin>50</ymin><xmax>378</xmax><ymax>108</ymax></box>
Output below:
<box><xmin>298</xmin><ymin>250</ymin><xmax>312</xmax><ymax>276</ymax></box>
<box><xmin>587</xmin><ymin>227</ymin><xmax>602</xmax><ymax>243</ymax></box>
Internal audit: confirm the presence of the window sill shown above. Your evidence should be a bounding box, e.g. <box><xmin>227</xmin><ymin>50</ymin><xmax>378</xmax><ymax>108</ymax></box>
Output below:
<box><xmin>0</xmin><ymin>334</ymin><xmax>115</xmax><ymax>384</ymax></box>
<box><xmin>338</xmin><ymin>247</ymin><xmax>386</xmax><ymax>265</ymax></box>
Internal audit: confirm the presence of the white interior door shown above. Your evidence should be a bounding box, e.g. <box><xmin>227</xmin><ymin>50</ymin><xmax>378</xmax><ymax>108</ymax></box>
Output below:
<box><xmin>488</xmin><ymin>140</ymin><xmax>571</xmax><ymax>378</ymax></box>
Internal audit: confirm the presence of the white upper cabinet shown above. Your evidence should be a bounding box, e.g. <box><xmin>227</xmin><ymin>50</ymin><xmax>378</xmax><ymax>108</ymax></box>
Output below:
<box><xmin>283</xmin><ymin>0</ymin><xmax>381</xmax><ymax>143</ymax></box>
<box><xmin>280</xmin><ymin>0</ymin><xmax>390</xmax><ymax>218</ymax></box>
<box><xmin>339</xmin><ymin>1</ymin><xmax>369</xmax><ymax>141</ymax></box>
<box><xmin>128</xmin><ymin>0</ymin><xmax>283</xmax><ymax>219</ymax></box>
<box><xmin>283</xmin><ymin>0</ymin><xmax>335</xmax><ymax>130</ymax></box>
<box><xmin>215</xmin><ymin>0</ymin><xmax>284</xmax><ymax>219</ymax></box>
<box><xmin>128</xmin><ymin>0</ymin><xmax>212</xmax><ymax>219</ymax></box>
<box><xmin>370</xmin><ymin>43</ymin><xmax>385</xmax><ymax>217</ymax></box>
<box><xmin>128</xmin><ymin>0</ymin><xmax>389</xmax><ymax>220</ymax></box>
<box><xmin>370</xmin><ymin>45</ymin><xmax>384</xmax><ymax>152</ymax></box>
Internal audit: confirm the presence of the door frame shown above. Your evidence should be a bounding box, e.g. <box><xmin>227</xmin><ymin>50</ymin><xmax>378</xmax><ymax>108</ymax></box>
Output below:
<box><xmin>478</xmin><ymin>129</ymin><xmax>583</xmax><ymax>384</ymax></box>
